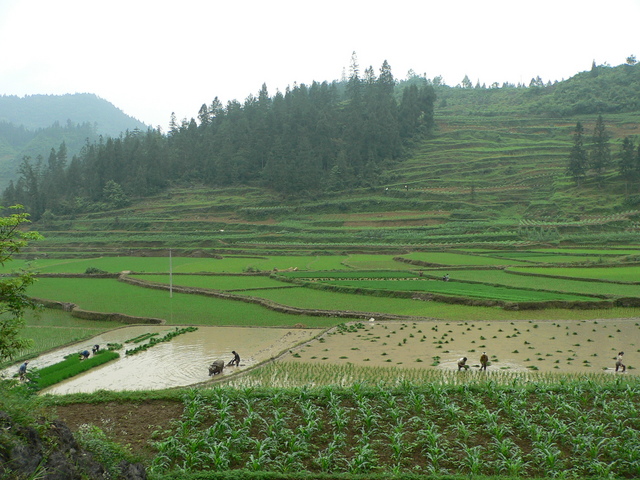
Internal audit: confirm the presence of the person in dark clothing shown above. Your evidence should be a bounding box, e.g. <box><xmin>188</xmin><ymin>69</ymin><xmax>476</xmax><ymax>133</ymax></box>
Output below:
<box><xmin>457</xmin><ymin>357</ymin><xmax>468</xmax><ymax>371</ymax></box>
<box><xmin>228</xmin><ymin>350</ymin><xmax>240</xmax><ymax>366</ymax></box>
<box><xmin>92</xmin><ymin>344</ymin><xmax>100</xmax><ymax>354</ymax></box>
<box><xmin>79</xmin><ymin>350</ymin><xmax>90</xmax><ymax>360</ymax></box>
<box><xmin>480</xmin><ymin>352</ymin><xmax>489</xmax><ymax>371</ymax></box>
<box><xmin>18</xmin><ymin>361</ymin><xmax>28</xmax><ymax>380</ymax></box>
<box><xmin>615</xmin><ymin>351</ymin><xmax>626</xmax><ymax>372</ymax></box>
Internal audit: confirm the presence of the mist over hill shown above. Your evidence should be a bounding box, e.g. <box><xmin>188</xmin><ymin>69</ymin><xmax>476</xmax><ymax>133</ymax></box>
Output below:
<box><xmin>0</xmin><ymin>93</ymin><xmax>147</xmax><ymax>135</ymax></box>
<box><xmin>0</xmin><ymin>93</ymin><xmax>149</xmax><ymax>191</ymax></box>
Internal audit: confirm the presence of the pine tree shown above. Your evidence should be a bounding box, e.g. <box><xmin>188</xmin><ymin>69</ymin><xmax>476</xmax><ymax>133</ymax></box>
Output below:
<box><xmin>618</xmin><ymin>136</ymin><xmax>636</xmax><ymax>196</ymax></box>
<box><xmin>590</xmin><ymin>115</ymin><xmax>611</xmax><ymax>184</ymax></box>
<box><xmin>618</xmin><ymin>136</ymin><xmax>636</xmax><ymax>179</ymax></box>
<box><xmin>567</xmin><ymin>121</ymin><xmax>588</xmax><ymax>185</ymax></box>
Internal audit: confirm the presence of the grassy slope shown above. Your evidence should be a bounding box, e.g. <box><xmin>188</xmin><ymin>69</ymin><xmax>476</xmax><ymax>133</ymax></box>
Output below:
<box><xmin>27</xmin><ymin>108</ymin><xmax>640</xmax><ymax>255</ymax></box>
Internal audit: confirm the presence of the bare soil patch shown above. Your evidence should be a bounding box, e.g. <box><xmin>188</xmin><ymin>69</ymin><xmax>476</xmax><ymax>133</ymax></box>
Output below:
<box><xmin>54</xmin><ymin>400</ymin><xmax>183</xmax><ymax>459</ymax></box>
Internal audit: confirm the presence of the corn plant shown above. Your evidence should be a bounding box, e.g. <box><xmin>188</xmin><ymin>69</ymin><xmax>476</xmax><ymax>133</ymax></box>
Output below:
<box><xmin>245</xmin><ymin>438</ymin><xmax>275</xmax><ymax>471</ymax></box>
<box><xmin>459</xmin><ymin>444</ymin><xmax>486</xmax><ymax>476</ymax></box>
<box><xmin>314</xmin><ymin>434</ymin><xmax>345</xmax><ymax>473</ymax></box>
<box><xmin>347</xmin><ymin>427</ymin><xmax>378</xmax><ymax>474</ymax></box>
<box><xmin>205</xmin><ymin>440</ymin><xmax>231</xmax><ymax>471</ymax></box>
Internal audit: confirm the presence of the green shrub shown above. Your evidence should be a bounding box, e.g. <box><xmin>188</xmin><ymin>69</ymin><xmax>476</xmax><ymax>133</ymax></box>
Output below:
<box><xmin>75</xmin><ymin>424</ymin><xmax>137</xmax><ymax>477</ymax></box>
<box><xmin>85</xmin><ymin>267</ymin><xmax>109</xmax><ymax>274</ymax></box>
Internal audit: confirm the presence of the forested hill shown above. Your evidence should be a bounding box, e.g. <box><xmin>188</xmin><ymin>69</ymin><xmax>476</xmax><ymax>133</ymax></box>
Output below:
<box><xmin>3</xmin><ymin>60</ymin><xmax>437</xmax><ymax>218</ymax></box>
<box><xmin>0</xmin><ymin>93</ymin><xmax>147</xmax><ymax>135</ymax></box>
<box><xmin>4</xmin><ymin>60</ymin><xmax>640</xmax><ymax>224</ymax></box>
<box><xmin>0</xmin><ymin>93</ymin><xmax>148</xmax><ymax>191</ymax></box>
<box><xmin>431</xmin><ymin>60</ymin><xmax>640</xmax><ymax>116</ymax></box>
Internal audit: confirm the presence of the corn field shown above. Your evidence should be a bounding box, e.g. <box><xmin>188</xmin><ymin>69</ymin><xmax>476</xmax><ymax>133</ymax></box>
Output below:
<box><xmin>149</xmin><ymin>373</ymin><xmax>640</xmax><ymax>478</ymax></box>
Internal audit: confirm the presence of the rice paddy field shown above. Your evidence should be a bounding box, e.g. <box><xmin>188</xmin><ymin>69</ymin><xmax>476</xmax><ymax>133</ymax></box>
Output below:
<box><xmin>6</xmin><ymin>247</ymin><xmax>639</xmax><ymax>373</ymax></box>
<box><xmin>5</xmin><ymin>247</ymin><xmax>640</xmax><ymax>480</ymax></box>
<box><xmin>509</xmin><ymin>265</ymin><xmax>640</xmax><ymax>282</ymax></box>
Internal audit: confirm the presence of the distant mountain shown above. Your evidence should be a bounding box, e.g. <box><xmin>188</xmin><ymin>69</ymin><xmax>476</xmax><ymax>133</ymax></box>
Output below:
<box><xmin>0</xmin><ymin>93</ymin><xmax>148</xmax><ymax>136</ymax></box>
<box><xmin>0</xmin><ymin>93</ymin><xmax>149</xmax><ymax>191</ymax></box>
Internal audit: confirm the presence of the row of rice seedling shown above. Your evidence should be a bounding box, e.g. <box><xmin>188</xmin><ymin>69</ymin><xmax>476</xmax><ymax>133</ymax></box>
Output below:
<box><xmin>340</xmin><ymin>254</ymin><xmax>418</xmax><ymax>271</ymax></box>
<box><xmin>228</xmin><ymin>360</ymin><xmax>631</xmax><ymax>388</ymax></box>
<box><xmin>28</xmin><ymin>350</ymin><xmax>120</xmax><ymax>390</ymax></box>
<box><xmin>482</xmin><ymin>253</ymin><xmax>622</xmax><ymax>264</ymax></box>
<box><xmin>0</xmin><ymin>308</ymin><xmax>123</xmax><ymax>369</ymax></box>
<box><xmin>277</xmin><ymin>270</ymin><xmax>420</xmax><ymax>280</ymax></box>
<box><xmin>125</xmin><ymin>327</ymin><xmax>198</xmax><ymax>355</ymax></box>
<box><xmin>322</xmin><ymin>279</ymin><xmax>599</xmax><ymax>303</ymax></box>
<box><xmin>509</xmin><ymin>265</ymin><xmax>640</xmax><ymax>283</ymax></box>
<box><xmin>434</xmin><ymin>268</ymin><xmax>640</xmax><ymax>297</ymax></box>
<box><xmin>525</xmin><ymin>247</ymin><xmax>640</xmax><ymax>255</ymax></box>
<box><xmin>400</xmin><ymin>251</ymin><xmax>531</xmax><ymax>266</ymax></box>
<box><xmin>239</xmin><ymin>285</ymin><xmax>640</xmax><ymax>321</ymax></box>
<box><xmin>149</xmin><ymin>374</ymin><xmax>640</xmax><ymax>478</ymax></box>
<box><xmin>124</xmin><ymin>332</ymin><xmax>159</xmax><ymax>343</ymax></box>
<box><xmin>130</xmin><ymin>274</ymin><xmax>288</xmax><ymax>291</ymax></box>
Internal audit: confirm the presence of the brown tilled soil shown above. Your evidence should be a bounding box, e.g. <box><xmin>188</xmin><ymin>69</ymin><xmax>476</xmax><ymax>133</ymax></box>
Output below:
<box><xmin>53</xmin><ymin>400</ymin><xmax>183</xmax><ymax>459</ymax></box>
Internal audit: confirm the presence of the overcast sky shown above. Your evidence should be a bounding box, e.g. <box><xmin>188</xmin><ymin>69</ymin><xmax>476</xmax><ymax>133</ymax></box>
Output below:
<box><xmin>1</xmin><ymin>0</ymin><xmax>638</xmax><ymax>131</ymax></box>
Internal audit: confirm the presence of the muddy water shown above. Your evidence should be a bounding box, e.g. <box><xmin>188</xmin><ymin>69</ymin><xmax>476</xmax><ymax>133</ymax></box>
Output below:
<box><xmin>284</xmin><ymin>318</ymin><xmax>640</xmax><ymax>375</ymax></box>
<box><xmin>23</xmin><ymin>326</ymin><xmax>318</xmax><ymax>394</ymax></box>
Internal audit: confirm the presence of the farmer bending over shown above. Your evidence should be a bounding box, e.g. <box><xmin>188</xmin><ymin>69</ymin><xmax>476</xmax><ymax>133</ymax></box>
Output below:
<box><xmin>18</xmin><ymin>361</ymin><xmax>28</xmax><ymax>380</ymax></box>
<box><xmin>79</xmin><ymin>350</ymin><xmax>90</xmax><ymax>360</ymax></box>
<box><xmin>228</xmin><ymin>350</ymin><xmax>240</xmax><ymax>366</ymax></box>
<box><xmin>458</xmin><ymin>357</ymin><xmax>468</xmax><ymax>371</ymax></box>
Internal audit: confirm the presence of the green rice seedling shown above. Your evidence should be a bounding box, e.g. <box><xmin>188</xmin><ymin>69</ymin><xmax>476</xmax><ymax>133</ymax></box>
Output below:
<box><xmin>33</xmin><ymin>350</ymin><xmax>120</xmax><ymax>390</ymax></box>
<box><xmin>125</xmin><ymin>327</ymin><xmax>198</xmax><ymax>355</ymax></box>
<box><xmin>125</xmin><ymin>332</ymin><xmax>159</xmax><ymax>343</ymax></box>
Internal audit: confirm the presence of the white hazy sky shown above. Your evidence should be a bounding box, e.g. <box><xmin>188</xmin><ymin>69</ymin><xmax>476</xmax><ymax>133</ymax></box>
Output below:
<box><xmin>1</xmin><ymin>0</ymin><xmax>639</xmax><ymax>130</ymax></box>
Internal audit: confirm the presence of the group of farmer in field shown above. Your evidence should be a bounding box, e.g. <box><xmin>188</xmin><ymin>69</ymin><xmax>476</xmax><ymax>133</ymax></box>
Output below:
<box><xmin>457</xmin><ymin>352</ymin><xmax>489</xmax><ymax>371</ymax></box>
<box><xmin>456</xmin><ymin>351</ymin><xmax>628</xmax><ymax>373</ymax></box>
<box><xmin>17</xmin><ymin>344</ymin><xmax>101</xmax><ymax>381</ymax></box>
<box><xmin>15</xmin><ymin>345</ymin><xmax>629</xmax><ymax>381</ymax></box>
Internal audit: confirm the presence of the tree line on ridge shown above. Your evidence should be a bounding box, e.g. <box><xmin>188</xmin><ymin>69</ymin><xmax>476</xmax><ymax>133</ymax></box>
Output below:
<box><xmin>2</xmin><ymin>59</ymin><xmax>436</xmax><ymax>220</ymax></box>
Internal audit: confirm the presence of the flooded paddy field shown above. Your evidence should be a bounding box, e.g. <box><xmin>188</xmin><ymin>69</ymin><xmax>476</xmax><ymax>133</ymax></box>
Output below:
<box><xmin>8</xmin><ymin>325</ymin><xmax>318</xmax><ymax>394</ymax></box>
<box><xmin>284</xmin><ymin>318</ymin><xmax>640</xmax><ymax>375</ymax></box>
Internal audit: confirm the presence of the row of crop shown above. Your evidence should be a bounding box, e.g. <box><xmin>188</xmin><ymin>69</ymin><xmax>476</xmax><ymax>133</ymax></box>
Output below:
<box><xmin>275</xmin><ymin>270</ymin><xmax>421</xmax><ymax>280</ymax></box>
<box><xmin>430</xmin><ymin>267</ymin><xmax>640</xmax><ymax>298</ymax></box>
<box><xmin>28</xmin><ymin>350</ymin><xmax>120</xmax><ymax>390</ymax></box>
<box><xmin>322</xmin><ymin>279</ymin><xmax>600</xmax><ymax>303</ymax></box>
<box><xmin>125</xmin><ymin>332</ymin><xmax>159</xmax><ymax>344</ymax></box>
<box><xmin>124</xmin><ymin>327</ymin><xmax>198</xmax><ymax>355</ymax></box>
<box><xmin>276</xmin><ymin>275</ymin><xmax>619</xmax><ymax>311</ymax></box>
<box><xmin>149</xmin><ymin>377</ymin><xmax>640</xmax><ymax>478</ymax></box>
